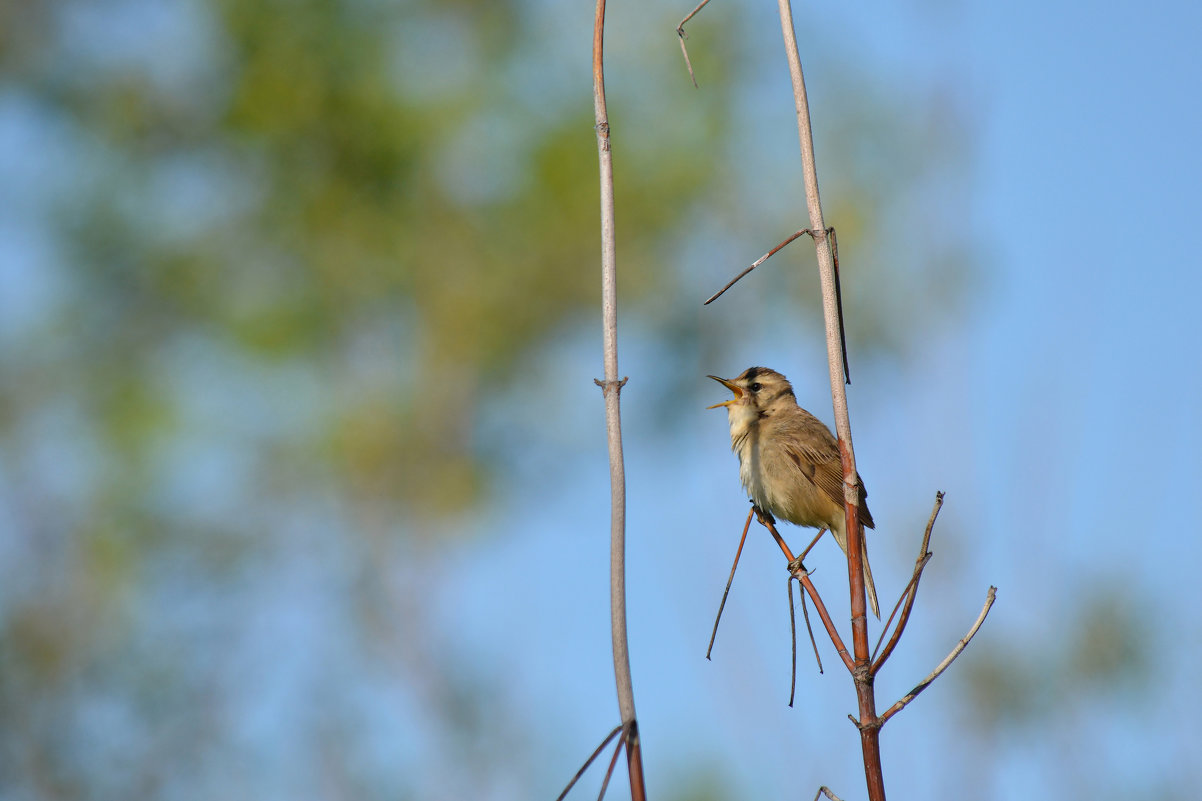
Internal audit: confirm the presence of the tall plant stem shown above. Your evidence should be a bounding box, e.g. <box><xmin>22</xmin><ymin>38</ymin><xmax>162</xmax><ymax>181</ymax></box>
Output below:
<box><xmin>775</xmin><ymin>1</ymin><xmax>884</xmax><ymax>798</ymax></box>
<box><xmin>592</xmin><ymin>1</ymin><xmax>646</xmax><ymax>798</ymax></box>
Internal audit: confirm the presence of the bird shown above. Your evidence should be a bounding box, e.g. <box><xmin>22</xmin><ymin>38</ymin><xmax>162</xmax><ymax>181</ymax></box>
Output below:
<box><xmin>708</xmin><ymin>366</ymin><xmax>880</xmax><ymax>618</ymax></box>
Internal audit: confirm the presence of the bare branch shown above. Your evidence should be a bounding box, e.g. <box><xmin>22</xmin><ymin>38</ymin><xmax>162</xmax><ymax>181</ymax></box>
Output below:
<box><xmin>871</xmin><ymin>553</ymin><xmax>932</xmax><ymax>665</ymax></box>
<box><xmin>798</xmin><ymin>576</ymin><xmax>823</xmax><ymax>674</ymax></box>
<box><xmin>788</xmin><ymin>576</ymin><xmax>797</xmax><ymax>707</ymax></box>
<box><xmin>878</xmin><ymin>586</ymin><xmax>998</xmax><ymax>725</ymax></box>
<box><xmin>789</xmin><ymin>529</ymin><xmax>826</xmax><ymax>682</ymax></box>
<box><xmin>871</xmin><ymin>492</ymin><xmax>945</xmax><ymax>672</ymax></box>
<box><xmin>556</xmin><ymin>724</ymin><xmax>623</xmax><ymax>801</ymax></box>
<box><xmin>707</xmin><ymin>507</ymin><xmax>754</xmax><ymax>659</ymax></box>
<box><xmin>786</xmin><ymin>571</ymin><xmax>829</xmax><ymax>706</ymax></box>
<box><xmin>675</xmin><ymin>0</ymin><xmax>715</xmax><ymax>88</ymax></box>
<box><xmin>596</xmin><ymin>727</ymin><xmax>627</xmax><ymax>801</ymax></box>
<box><xmin>703</xmin><ymin>227</ymin><xmax>820</xmax><ymax>305</ymax></box>
<box><xmin>828</xmin><ymin>227</ymin><xmax>851</xmax><ymax>385</ymax></box>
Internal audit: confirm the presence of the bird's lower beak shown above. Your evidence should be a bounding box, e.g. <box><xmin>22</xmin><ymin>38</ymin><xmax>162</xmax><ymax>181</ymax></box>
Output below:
<box><xmin>706</xmin><ymin>375</ymin><xmax>743</xmax><ymax>409</ymax></box>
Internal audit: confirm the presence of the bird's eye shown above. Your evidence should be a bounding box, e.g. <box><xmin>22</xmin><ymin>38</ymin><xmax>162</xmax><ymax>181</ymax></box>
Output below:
<box><xmin>749</xmin><ymin>382</ymin><xmax>762</xmax><ymax>392</ymax></box>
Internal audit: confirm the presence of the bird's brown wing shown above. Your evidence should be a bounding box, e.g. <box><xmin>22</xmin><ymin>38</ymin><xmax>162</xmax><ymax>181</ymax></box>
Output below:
<box><xmin>781</xmin><ymin>427</ymin><xmax>875</xmax><ymax>529</ymax></box>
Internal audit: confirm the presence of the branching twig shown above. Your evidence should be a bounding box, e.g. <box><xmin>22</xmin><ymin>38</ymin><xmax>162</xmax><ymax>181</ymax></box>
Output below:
<box><xmin>877</xmin><ymin>586</ymin><xmax>998</xmax><ymax>725</ymax></box>
<box><xmin>596</xmin><ymin>727</ymin><xmax>627</xmax><ymax>801</ymax></box>
<box><xmin>556</xmin><ymin>724</ymin><xmax>623</xmax><ymax>801</ymax></box>
<box><xmin>759</xmin><ymin>513</ymin><xmax>854</xmax><ymax>672</ymax></box>
<box><xmin>675</xmin><ymin>0</ymin><xmax>714</xmax><ymax>88</ymax></box>
<box><xmin>871</xmin><ymin>492</ymin><xmax>944</xmax><ymax>672</ymax></box>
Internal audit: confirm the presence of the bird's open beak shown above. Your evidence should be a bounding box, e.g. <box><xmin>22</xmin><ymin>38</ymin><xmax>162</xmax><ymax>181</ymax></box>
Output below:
<box><xmin>706</xmin><ymin>375</ymin><xmax>743</xmax><ymax>409</ymax></box>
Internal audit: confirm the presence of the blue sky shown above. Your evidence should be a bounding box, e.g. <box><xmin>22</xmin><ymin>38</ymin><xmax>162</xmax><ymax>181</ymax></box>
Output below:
<box><xmin>447</xmin><ymin>1</ymin><xmax>1202</xmax><ymax>798</ymax></box>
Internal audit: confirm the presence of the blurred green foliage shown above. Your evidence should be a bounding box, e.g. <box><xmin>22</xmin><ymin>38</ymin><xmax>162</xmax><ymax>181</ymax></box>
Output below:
<box><xmin>964</xmin><ymin>591</ymin><xmax>1149</xmax><ymax>731</ymax></box>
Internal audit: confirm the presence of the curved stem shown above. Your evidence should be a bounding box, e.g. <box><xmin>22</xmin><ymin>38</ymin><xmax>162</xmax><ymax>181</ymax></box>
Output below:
<box><xmin>593</xmin><ymin>2</ymin><xmax>645</xmax><ymax>799</ymax></box>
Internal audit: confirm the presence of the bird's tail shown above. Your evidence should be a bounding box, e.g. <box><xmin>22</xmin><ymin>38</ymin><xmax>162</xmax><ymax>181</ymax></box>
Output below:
<box><xmin>861</xmin><ymin>537</ymin><xmax>880</xmax><ymax>619</ymax></box>
<box><xmin>831</xmin><ymin>525</ymin><xmax>881</xmax><ymax>619</ymax></box>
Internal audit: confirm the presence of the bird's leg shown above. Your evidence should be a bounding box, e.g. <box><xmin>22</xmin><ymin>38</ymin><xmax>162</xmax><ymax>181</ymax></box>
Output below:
<box><xmin>798</xmin><ymin>527</ymin><xmax>827</xmax><ymax>562</ymax></box>
<box><xmin>788</xmin><ymin>528</ymin><xmax>828</xmax><ymax>575</ymax></box>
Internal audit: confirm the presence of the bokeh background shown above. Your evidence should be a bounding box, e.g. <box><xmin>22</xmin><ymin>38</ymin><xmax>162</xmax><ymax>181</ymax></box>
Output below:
<box><xmin>2</xmin><ymin>0</ymin><xmax>1200</xmax><ymax>799</ymax></box>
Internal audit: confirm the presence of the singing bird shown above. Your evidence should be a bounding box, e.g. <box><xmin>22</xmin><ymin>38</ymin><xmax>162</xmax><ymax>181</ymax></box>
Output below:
<box><xmin>708</xmin><ymin>366</ymin><xmax>880</xmax><ymax>618</ymax></box>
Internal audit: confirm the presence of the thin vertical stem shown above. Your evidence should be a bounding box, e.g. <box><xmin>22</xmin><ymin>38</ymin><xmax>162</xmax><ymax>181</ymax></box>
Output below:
<box><xmin>593</xmin><ymin>2</ymin><xmax>645</xmax><ymax>798</ymax></box>
<box><xmin>774</xmin><ymin>1</ymin><xmax>864</xmax><ymax>616</ymax></box>
<box><xmin>775</xmin><ymin>1</ymin><xmax>883</xmax><ymax>799</ymax></box>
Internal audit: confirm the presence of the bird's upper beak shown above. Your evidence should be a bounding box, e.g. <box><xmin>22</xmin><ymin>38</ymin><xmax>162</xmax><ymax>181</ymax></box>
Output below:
<box><xmin>706</xmin><ymin>375</ymin><xmax>744</xmax><ymax>409</ymax></box>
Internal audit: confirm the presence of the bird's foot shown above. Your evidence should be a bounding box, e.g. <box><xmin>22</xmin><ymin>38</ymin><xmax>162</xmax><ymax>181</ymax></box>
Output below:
<box><xmin>751</xmin><ymin>503</ymin><xmax>776</xmax><ymax>527</ymax></box>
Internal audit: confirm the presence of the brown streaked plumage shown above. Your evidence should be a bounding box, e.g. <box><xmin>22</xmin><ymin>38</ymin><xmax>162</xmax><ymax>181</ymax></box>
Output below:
<box><xmin>708</xmin><ymin>366</ymin><xmax>880</xmax><ymax>617</ymax></box>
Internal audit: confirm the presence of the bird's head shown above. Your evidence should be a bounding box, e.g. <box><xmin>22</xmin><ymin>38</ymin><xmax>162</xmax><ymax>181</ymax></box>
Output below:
<box><xmin>707</xmin><ymin>366</ymin><xmax>795</xmax><ymax>418</ymax></box>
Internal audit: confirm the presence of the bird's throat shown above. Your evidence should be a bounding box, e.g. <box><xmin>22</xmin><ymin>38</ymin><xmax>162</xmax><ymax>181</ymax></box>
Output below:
<box><xmin>726</xmin><ymin>402</ymin><xmax>760</xmax><ymax>448</ymax></box>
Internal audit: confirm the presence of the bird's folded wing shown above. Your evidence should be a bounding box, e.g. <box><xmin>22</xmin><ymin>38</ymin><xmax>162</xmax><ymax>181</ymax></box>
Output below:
<box><xmin>782</xmin><ymin>438</ymin><xmax>874</xmax><ymax>529</ymax></box>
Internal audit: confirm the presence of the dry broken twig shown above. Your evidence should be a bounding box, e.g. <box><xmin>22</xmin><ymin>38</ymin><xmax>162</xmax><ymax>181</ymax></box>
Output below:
<box><xmin>703</xmin><ymin>227</ymin><xmax>824</xmax><ymax>305</ymax></box>
<box><xmin>675</xmin><ymin>0</ymin><xmax>715</xmax><ymax>87</ymax></box>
